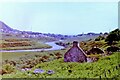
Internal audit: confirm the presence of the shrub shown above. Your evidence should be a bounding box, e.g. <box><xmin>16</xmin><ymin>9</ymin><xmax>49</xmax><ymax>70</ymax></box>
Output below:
<box><xmin>106</xmin><ymin>46</ymin><xmax>120</xmax><ymax>53</ymax></box>
<box><xmin>86</xmin><ymin>48</ymin><xmax>104</xmax><ymax>55</ymax></box>
<box><xmin>95</xmin><ymin>36</ymin><xmax>105</xmax><ymax>41</ymax></box>
<box><xmin>0</xmin><ymin>69</ymin><xmax>7</xmax><ymax>75</ymax></box>
<box><xmin>80</xmin><ymin>41</ymin><xmax>105</xmax><ymax>52</ymax></box>
<box><xmin>2</xmin><ymin>64</ymin><xmax>15</xmax><ymax>74</ymax></box>
<box><xmin>105</xmin><ymin>29</ymin><xmax>120</xmax><ymax>45</ymax></box>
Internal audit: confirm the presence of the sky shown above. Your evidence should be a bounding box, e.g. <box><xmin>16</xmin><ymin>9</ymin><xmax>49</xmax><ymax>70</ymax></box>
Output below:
<box><xmin>0</xmin><ymin>2</ymin><xmax>118</xmax><ymax>35</ymax></box>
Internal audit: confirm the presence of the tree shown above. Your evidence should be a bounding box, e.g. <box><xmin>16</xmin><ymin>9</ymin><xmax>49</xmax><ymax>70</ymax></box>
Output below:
<box><xmin>105</xmin><ymin>29</ymin><xmax>120</xmax><ymax>45</ymax></box>
<box><xmin>95</xmin><ymin>35</ymin><xmax>105</xmax><ymax>41</ymax></box>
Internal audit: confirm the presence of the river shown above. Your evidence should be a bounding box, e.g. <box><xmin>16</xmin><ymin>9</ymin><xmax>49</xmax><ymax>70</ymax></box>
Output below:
<box><xmin>0</xmin><ymin>41</ymin><xmax>64</xmax><ymax>52</ymax></box>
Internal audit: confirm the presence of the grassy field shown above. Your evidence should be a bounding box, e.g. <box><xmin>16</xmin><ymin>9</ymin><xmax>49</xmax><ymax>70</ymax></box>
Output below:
<box><xmin>2</xmin><ymin>52</ymin><xmax>120</xmax><ymax>78</ymax></box>
<box><xmin>0</xmin><ymin>38</ymin><xmax>54</xmax><ymax>69</ymax></box>
<box><xmin>0</xmin><ymin>39</ymin><xmax>52</xmax><ymax>50</ymax></box>
<box><xmin>1</xmin><ymin>49</ymin><xmax>67</xmax><ymax>62</ymax></box>
<box><xmin>1</xmin><ymin>49</ymin><xmax>67</xmax><ymax>70</ymax></box>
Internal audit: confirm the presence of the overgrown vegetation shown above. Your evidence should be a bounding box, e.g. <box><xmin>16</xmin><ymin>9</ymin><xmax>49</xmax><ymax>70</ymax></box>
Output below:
<box><xmin>105</xmin><ymin>29</ymin><xmax>120</xmax><ymax>45</ymax></box>
<box><xmin>80</xmin><ymin>40</ymin><xmax>106</xmax><ymax>52</ymax></box>
<box><xmin>1</xmin><ymin>50</ymin><xmax>67</xmax><ymax>71</ymax></box>
<box><xmin>2</xmin><ymin>52</ymin><xmax>120</xmax><ymax>78</ymax></box>
<box><xmin>95</xmin><ymin>35</ymin><xmax>105</xmax><ymax>41</ymax></box>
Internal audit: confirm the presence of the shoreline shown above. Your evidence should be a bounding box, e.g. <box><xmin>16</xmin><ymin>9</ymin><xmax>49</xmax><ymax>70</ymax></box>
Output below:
<box><xmin>0</xmin><ymin>41</ymin><xmax>65</xmax><ymax>52</ymax></box>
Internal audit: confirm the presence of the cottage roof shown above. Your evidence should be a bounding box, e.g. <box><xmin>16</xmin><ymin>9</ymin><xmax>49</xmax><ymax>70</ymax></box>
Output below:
<box><xmin>64</xmin><ymin>41</ymin><xmax>87</xmax><ymax>62</ymax></box>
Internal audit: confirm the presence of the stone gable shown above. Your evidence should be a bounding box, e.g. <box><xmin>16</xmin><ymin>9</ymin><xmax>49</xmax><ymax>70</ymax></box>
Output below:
<box><xmin>64</xmin><ymin>41</ymin><xmax>87</xmax><ymax>62</ymax></box>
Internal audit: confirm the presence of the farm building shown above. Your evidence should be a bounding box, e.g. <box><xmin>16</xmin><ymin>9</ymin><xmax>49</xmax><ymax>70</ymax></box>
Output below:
<box><xmin>64</xmin><ymin>41</ymin><xmax>87</xmax><ymax>62</ymax></box>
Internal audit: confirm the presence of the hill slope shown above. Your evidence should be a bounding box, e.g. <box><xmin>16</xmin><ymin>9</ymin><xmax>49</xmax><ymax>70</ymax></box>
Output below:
<box><xmin>2</xmin><ymin>52</ymin><xmax>120</xmax><ymax>78</ymax></box>
<box><xmin>0</xmin><ymin>21</ymin><xmax>15</xmax><ymax>32</ymax></box>
<box><xmin>0</xmin><ymin>21</ymin><xmax>57</xmax><ymax>41</ymax></box>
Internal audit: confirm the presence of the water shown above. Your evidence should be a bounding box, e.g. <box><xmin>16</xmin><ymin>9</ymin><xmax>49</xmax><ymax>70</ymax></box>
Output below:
<box><xmin>0</xmin><ymin>41</ymin><xmax>64</xmax><ymax>52</ymax></box>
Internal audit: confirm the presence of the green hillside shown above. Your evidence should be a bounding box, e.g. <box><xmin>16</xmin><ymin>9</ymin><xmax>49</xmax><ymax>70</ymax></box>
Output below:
<box><xmin>2</xmin><ymin>52</ymin><xmax>120</xmax><ymax>78</ymax></box>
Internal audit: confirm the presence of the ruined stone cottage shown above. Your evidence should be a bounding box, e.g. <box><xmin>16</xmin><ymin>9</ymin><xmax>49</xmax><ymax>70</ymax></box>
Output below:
<box><xmin>64</xmin><ymin>41</ymin><xmax>87</xmax><ymax>62</ymax></box>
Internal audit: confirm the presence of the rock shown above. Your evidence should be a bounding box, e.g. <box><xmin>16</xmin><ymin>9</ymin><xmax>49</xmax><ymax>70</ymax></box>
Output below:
<box><xmin>47</xmin><ymin>70</ymin><xmax>55</xmax><ymax>74</ymax></box>
<box><xmin>87</xmin><ymin>57</ymin><xmax>99</xmax><ymax>62</ymax></box>
<box><xmin>87</xmin><ymin>58</ymin><xmax>93</xmax><ymax>63</ymax></box>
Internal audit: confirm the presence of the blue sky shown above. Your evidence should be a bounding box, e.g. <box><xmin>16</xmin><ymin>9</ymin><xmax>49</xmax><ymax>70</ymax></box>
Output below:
<box><xmin>0</xmin><ymin>2</ymin><xmax>118</xmax><ymax>35</ymax></box>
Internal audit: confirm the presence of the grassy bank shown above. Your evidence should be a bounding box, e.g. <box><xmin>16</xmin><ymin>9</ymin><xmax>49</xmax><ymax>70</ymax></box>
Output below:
<box><xmin>1</xmin><ymin>49</ymin><xmax>67</xmax><ymax>70</ymax></box>
<box><xmin>1</xmin><ymin>49</ymin><xmax>67</xmax><ymax>62</ymax></box>
<box><xmin>2</xmin><ymin>52</ymin><xmax>120</xmax><ymax>78</ymax></box>
<box><xmin>0</xmin><ymin>39</ymin><xmax>52</xmax><ymax>50</ymax></box>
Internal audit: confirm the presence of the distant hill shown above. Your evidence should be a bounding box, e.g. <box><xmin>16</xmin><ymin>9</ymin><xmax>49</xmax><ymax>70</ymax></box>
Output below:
<box><xmin>0</xmin><ymin>21</ymin><xmax>101</xmax><ymax>41</ymax></box>
<box><xmin>0</xmin><ymin>21</ymin><xmax>57</xmax><ymax>41</ymax></box>
<box><xmin>0</xmin><ymin>21</ymin><xmax>17</xmax><ymax>32</ymax></box>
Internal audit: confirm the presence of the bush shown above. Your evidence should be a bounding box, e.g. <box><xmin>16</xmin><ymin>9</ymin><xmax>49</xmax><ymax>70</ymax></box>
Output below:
<box><xmin>95</xmin><ymin>36</ymin><xmax>105</xmax><ymax>41</ymax></box>
<box><xmin>106</xmin><ymin>46</ymin><xmax>120</xmax><ymax>53</ymax></box>
<box><xmin>105</xmin><ymin>29</ymin><xmax>120</xmax><ymax>45</ymax></box>
<box><xmin>2</xmin><ymin>64</ymin><xmax>15</xmax><ymax>74</ymax></box>
<box><xmin>79</xmin><ymin>41</ymin><xmax>106</xmax><ymax>52</ymax></box>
